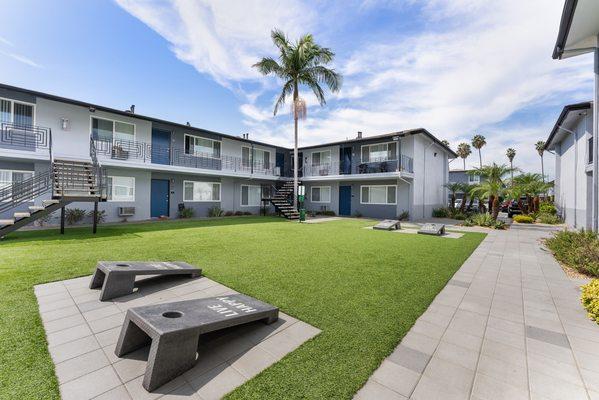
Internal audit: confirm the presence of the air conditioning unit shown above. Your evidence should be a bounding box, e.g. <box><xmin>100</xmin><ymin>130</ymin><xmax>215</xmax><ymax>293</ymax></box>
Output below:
<box><xmin>118</xmin><ymin>207</ymin><xmax>135</xmax><ymax>217</ymax></box>
<box><xmin>274</xmin><ymin>167</ymin><xmax>281</xmax><ymax>176</ymax></box>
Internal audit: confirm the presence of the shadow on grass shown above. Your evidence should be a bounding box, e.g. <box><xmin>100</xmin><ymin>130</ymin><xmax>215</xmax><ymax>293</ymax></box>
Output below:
<box><xmin>0</xmin><ymin>216</ymin><xmax>286</xmax><ymax>244</ymax></box>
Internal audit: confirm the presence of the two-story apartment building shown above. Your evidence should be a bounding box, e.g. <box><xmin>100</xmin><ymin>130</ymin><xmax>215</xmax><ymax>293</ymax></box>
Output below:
<box><xmin>545</xmin><ymin>101</ymin><xmax>594</xmax><ymax>229</ymax></box>
<box><xmin>447</xmin><ymin>169</ymin><xmax>482</xmax><ymax>203</ymax></box>
<box><xmin>0</xmin><ymin>83</ymin><xmax>455</xmax><ymax>229</ymax></box>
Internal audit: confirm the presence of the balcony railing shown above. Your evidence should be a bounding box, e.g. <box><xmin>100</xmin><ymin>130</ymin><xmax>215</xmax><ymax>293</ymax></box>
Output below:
<box><xmin>93</xmin><ymin>138</ymin><xmax>287</xmax><ymax>177</ymax></box>
<box><xmin>0</xmin><ymin>122</ymin><xmax>52</xmax><ymax>155</ymax></box>
<box><xmin>301</xmin><ymin>155</ymin><xmax>414</xmax><ymax>177</ymax></box>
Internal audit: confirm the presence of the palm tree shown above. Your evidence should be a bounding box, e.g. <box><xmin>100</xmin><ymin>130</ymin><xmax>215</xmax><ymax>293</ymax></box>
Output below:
<box><xmin>471</xmin><ymin>135</ymin><xmax>486</xmax><ymax>168</ymax></box>
<box><xmin>444</xmin><ymin>182</ymin><xmax>462</xmax><ymax>210</ymax></box>
<box><xmin>513</xmin><ymin>173</ymin><xmax>550</xmax><ymax>213</ymax></box>
<box><xmin>456</xmin><ymin>143</ymin><xmax>471</xmax><ymax>170</ymax></box>
<box><xmin>506</xmin><ymin>148</ymin><xmax>516</xmax><ymax>186</ymax></box>
<box><xmin>472</xmin><ymin>163</ymin><xmax>515</xmax><ymax>219</ymax></box>
<box><xmin>535</xmin><ymin>141</ymin><xmax>546</xmax><ymax>183</ymax></box>
<box><xmin>441</xmin><ymin>139</ymin><xmax>450</xmax><ymax>147</ymax></box>
<box><xmin>254</xmin><ymin>29</ymin><xmax>342</xmax><ymax>207</ymax></box>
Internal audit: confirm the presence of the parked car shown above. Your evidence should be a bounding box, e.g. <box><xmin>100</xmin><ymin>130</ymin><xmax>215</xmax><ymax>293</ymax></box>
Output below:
<box><xmin>507</xmin><ymin>197</ymin><xmax>528</xmax><ymax>218</ymax></box>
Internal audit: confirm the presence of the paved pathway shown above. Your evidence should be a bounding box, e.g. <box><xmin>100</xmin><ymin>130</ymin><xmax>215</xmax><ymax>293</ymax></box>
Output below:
<box><xmin>356</xmin><ymin>226</ymin><xmax>599</xmax><ymax>400</ymax></box>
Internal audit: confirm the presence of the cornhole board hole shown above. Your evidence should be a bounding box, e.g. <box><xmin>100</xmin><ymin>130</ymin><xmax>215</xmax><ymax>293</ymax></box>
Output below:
<box><xmin>89</xmin><ymin>261</ymin><xmax>201</xmax><ymax>301</ymax></box>
<box><xmin>114</xmin><ymin>294</ymin><xmax>279</xmax><ymax>392</ymax></box>
<box><xmin>373</xmin><ymin>219</ymin><xmax>401</xmax><ymax>230</ymax></box>
<box><xmin>418</xmin><ymin>223</ymin><xmax>446</xmax><ymax>236</ymax></box>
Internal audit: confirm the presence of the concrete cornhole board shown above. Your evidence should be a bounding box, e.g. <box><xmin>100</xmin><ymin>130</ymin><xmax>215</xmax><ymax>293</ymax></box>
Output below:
<box><xmin>115</xmin><ymin>294</ymin><xmax>279</xmax><ymax>392</ymax></box>
<box><xmin>417</xmin><ymin>223</ymin><xmax>446</xmax><ymax>236</ymax></box>
<box><xmin>90</xmin><ymin>261</ymin><xmax>201</xmax><ymax>301</ymax></box>
<box><xmin>373</xmin><ymin>219</ymin><xmax>401</xmax><ymax>230</ymax></box>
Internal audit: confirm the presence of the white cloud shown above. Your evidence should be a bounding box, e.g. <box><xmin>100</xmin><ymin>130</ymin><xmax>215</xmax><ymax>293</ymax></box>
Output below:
<box><xmin>0</xmin><ymin>50</ymin><xmax>42</xmax><ymax>68</ymax></box>
<box><xmin>0</xmin><ymin>36</ymin><xmax>14</xmax><ymax>47</ymax></box>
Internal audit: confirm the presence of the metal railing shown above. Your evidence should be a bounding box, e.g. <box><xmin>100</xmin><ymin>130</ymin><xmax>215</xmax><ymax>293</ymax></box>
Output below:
<box><xmin>93</xmin><ymin>138</ymin><xmax>286</xmax><ymax>177</ymax></box>
<box><xmin>0</xmin><ymin>122</ymin><xmax>52</xmax><ymax>155</ymax></box>
<box><xmin>0</xmin><ymin>170</ymin><xmax>52</xmax><ymax>214</ymax></box>
<box><xmin>301</xmin><ymin>155</ymin><xmax>414</xmax><ymax>177</ymax></box>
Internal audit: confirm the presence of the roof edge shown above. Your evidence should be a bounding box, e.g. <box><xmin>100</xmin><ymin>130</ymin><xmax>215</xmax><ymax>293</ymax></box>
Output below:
<box><xmin>552</xmin><ymin>0</ymin><xmax>578</xmax><ymax>59</ymax></box>
<box><xmin>544</xmin><ymin>101</ymin><xmax>592</xmax><ymax>149</ymax></box>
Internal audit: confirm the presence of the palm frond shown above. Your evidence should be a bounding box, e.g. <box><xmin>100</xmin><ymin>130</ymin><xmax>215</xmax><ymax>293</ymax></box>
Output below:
<box><xmin>299</xmin><ymin>74</ymin><xmax>326</xmax><ymax>105</ymax></box>
<box><xmin>303</xmin><ymin>66</ymin><xmax>342</xmax><ymax>93</ymax></box>
<box><xmin>273</xmin><ymin>79</ymin><xmax>294</xmax><ymax>116</ymax></box>
<box><xmin>253</xmin><ymin>57</ymin><xmax>284</xmax><ymax>77</ymax></box>
<box><xmin>271</xmin><ymin>29</ymin><xmax>291</xmax><ymax>56</ymax></box>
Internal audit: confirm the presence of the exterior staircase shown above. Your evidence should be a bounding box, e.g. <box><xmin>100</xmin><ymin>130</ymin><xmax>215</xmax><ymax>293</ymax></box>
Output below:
<box><xmin>269</xmin><ymin>181</ymin><xmax>300</xmax><ymax>220</ymax></box>
<box><xmin>0</xmin><ymin>156</ymin><xmax>106</xmax><ymax>237</ymax></box>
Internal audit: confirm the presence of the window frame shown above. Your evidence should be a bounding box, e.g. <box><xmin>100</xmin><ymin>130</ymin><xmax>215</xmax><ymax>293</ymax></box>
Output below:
<box><xmin>0</xmin><ymin>169</ymin><xmax>35</xmax><ymax>202</ymax></box>
<box><xmin>360</xmin><ymin>141</ymin><xmax>397</xmax><ymax>163</ymax></box>
<box><xmin>182</xmin><ymin>180</ymin><xmax>221</xmax><ymax>202</ymax></box>
<box><xmin>360</xmin><ymin>185</ymin><xmax>397</xmax><ymax>205</ymax></box>
<box><xmin>90</xmin><ymin>116</ymin><xmax>136</xmax><ymax>144</ymax></box>
<box><xmin>468</xmin><ymin>174</ymin><xmax>481</xmax><ymax>184</ymax></box>
<box><xmin>588</xmin><ymin>136</ymin><xmax>593</xmax><ymax>165</ymax></box>
<box><xmin>240</xmin><ymin>184</ymin><xmax>262</xmax><ymax>207</ymax></box>
<box><xmin>184</xmin><ymin>134</ymin><xmax>221</xmax><ymax>159</ymax></box>
<box><xmin>310</xmin><ymin>185</ymin><xmax>331</xmax><ymax>203</ymax></box>
<box><xmin>241</xmin><ymin>146</ymin><xmax>272</xmax><ymax>169</ymax></box>
<box><xmin>0</xmin><ymin>97</ymin><xmax>36</xmax><ymax>126</ymax></box>
<box><xmin>106</xmin><ymin>176</ymin><xmax>136</xmax><ymax>202</ymax></box>
<box><xmin>311</xmin><ymin>150</ymin><xmax>332</xmax><ymax>167</ymax></box>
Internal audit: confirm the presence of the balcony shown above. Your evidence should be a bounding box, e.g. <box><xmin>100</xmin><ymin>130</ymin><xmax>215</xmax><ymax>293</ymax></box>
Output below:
<box><xmin>301</xmin><ymin>154</ymin><xmax>414</xmax><ymax>178</ymax></box>
<box><xmin>93</xmin><ymin>138</ymin><xmax>286</xmax><ymax>178</ymax></box>
<box><xmin>0</xmin><ymin>122</ymin><xmax>51</xmax><ymax>155</ymax></box>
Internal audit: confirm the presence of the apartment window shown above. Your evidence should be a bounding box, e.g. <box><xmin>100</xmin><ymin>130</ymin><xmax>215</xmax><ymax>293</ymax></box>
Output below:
<box><xmin>0</xmin><ymin>98</ymin><xmax>35</xmax><ymax>125</ymax></box>
<box><xmin>311</xmin><ymin>186</ymin><xmax>331</xmax><ymax>203</ymax></box>
<box><xmin>468</xmin><ymin>174</ymin><xmax>480</xmax><ymax>184</ymax></box>
<box><xmin>0</xmin><ymin>169</ymin><xmax>34</xmax><ymax>201</ymax></box>
<box><xmin>360</xmin><ymin>185</ymin><xmax>397</xmax><ymax>205</ymax></box>
<box><xmin>106</xmin><ymin>176</ymin><xmax>135</xmax><ymax>202</ymax></box>
<box><xmin>183</xmin><ymin>181</ymin><xmax>221</xmax><ymax>202</ymax></box>
<box><xmin>589</xmin><ymin>137</ymin><xmax>593</xmax><ymax>164</ymax></box>
<box><xmin>361</xmin><ymin>142</ymin><xmax>397</xmax><ymax>162</ymax></box>
<box><xmin>241</xmin><ymin>185</ymin><xmax>261</xmax><ymax>206</ymax></box>
<box><xmin>242</xmin><ymin>147</ymin><xmax>270</xmax><ymax>169</ymax></box>
<box><xmin>312</xmin><ymin>150</ymin><xmax>331</xmax><ymax>166</ymax></box>
<box><xmin>184</xmin><ymin>135</ymin><xmax>221</xmax><ymax>158</ymax></box>
<box><xmin>91</xmin><ymin>117</ymin><xmax>135</xmax><ymax>143</ymax></box>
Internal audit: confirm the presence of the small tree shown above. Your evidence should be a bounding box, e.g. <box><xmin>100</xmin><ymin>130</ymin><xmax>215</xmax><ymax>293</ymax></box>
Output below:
<box><xmin>456</xmin><ymin>143</ymin><xmax>472</xmax><ymax>170</ymax></box>
<box><xmin>471</xmin><ymin>134</ymin><xmax>486</xmax><ymax>168</ymax></box>
<box><xmin>444</xmin><ymin>182</ymin><xmax>463</xmax><ymax>210</ymax></box>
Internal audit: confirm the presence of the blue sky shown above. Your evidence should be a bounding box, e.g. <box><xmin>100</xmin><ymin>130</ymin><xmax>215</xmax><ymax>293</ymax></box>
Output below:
<box><xmin>1</xmin><ymin>0</ymin><xmax>595</xmax><ymax>177</ymax></box>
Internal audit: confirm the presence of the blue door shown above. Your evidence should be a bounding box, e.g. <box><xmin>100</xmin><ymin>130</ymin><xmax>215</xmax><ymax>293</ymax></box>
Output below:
<box><xmin>339</xmin><ymin>185</ymin><xmax>352</xmax><ymax>216</ymax></box>
<box><xmin>151</xmin><ymin>179</ymin><xmax>170</xmax><ymax>217</ymax></box>
<box><xmin>276</xmin><ymin>152</ymin><xmax>285</xmax><ymax>175</ymax></box>
<box><xmin>151</xmin><ymin>129</ymin><xmax>171</xmax><ymax>165</ymax></box>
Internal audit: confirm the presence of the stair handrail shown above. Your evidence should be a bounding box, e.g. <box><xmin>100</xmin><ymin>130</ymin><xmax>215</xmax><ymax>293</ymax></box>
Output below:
<box><xmin>89</xmin><ymin>137</ymin><xmax>106</xmax><ymax>199</ymax></box>
<box><xmin>0</xmin><ymin>170</ymin><xmax>52</xmax><ymax>214</ymax></box>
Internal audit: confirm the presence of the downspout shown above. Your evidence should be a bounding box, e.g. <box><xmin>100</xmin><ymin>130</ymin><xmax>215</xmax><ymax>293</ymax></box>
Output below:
<box><xmin>398</xmin><ymin>176</ymin><xmax>412</xmax><ymax>221</ymax></box>
<box><xmin>422</xmin><ymin>141</ymin><xmax>435</xmax><ymax>219</ymax></box>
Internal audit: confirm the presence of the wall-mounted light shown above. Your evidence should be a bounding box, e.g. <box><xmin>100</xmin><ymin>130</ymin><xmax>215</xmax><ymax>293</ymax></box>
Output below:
<box><xmin>89</xmin><ymin>106</ymin><xmax>96</xmax><ymax>112</ymax></box>
<box><xmin>60</xmin><ymin>118</ymin><xmax>70</xmax><ymax>131</ymax></box>
<box><xmin>434</xmin><ymin>152</ymin><xmax>438</xmax><ymax>157</ymax></box>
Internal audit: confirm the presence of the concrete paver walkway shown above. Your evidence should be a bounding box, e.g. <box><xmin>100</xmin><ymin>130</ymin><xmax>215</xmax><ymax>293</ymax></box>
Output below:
<box><xmin>356</xmin><ymin>227</ymin><xmax>599</xmax><ymax>400</ymax></box>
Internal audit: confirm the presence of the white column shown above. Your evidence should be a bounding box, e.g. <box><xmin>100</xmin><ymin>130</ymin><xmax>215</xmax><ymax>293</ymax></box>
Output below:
<box><xmin>593</xmin><ymin>44</ymin><xmax>599</xmax><ymax>231</ymax></box>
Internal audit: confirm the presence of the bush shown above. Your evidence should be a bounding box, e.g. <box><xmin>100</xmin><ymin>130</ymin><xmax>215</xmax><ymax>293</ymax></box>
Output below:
<box><xmin>243</xmin><ymin>211</ymin><xmax>253</xmax><ymax>216</ymax></box>
<box><xmin>432</xmin><ymin>207</ymin><xmax>450</xmax><ymax>218</ymax></box>
<box><xmin>546</xmin><ymin>230</ymin><xmax>599</xmax><ymax>276</ymax></box>
<box><xmin>537</xmin><ymin>213</ymin><xmax>562</xmax><ymax>224</ymax></box>
<box><xmin>513</xmin><ymin>215</ymin><xmax>534</xmax><ymax>223</ymax></box>
<box><xmin>321</xmin><ymin>210</ymin><xmax>336</xmax><ymax>216</ymax></box>
<box><xmin>398</xmin><ymin>211</ymin><xmax>409</xmax><ymax>221</ymax></box>
<box><xmin>207</xmin><ymin>206</ymin><xmax>223</xmax><ymax>217</ymax></box>
<box><xmin>451</xmin><ymin>211</ymin><xmax>467</xmax><ymax>220</ymax></box>
<box><xmin>234</xmin><ymin>211</ymin><xmax>244</xmax><ymax>216</ymax></box>
<box><xmin>353</xmin><ymin>211</ymin><xmax>363</xmax><ymax>218</ymax></box>
<box><xmin>539</xmin><ymin>202</ymin><xmax>557</xmax><ymax>215</ymax></box>
<box><xmin>493</xmin><ymin>220</ymin><xmax>506</xmax><ymax>230</ymax></box>
<box><xmin>86</xmin><ymin>209</ymin><xmax>106</xmax><ymax>224</ymax></box>
<box><xmin>224</xmin><ymin>211</ymin><xmax>234</xmax><ymax>217</ymax></box>
<box><xmin>470</xmin><ymin>213</ymin><xmax>495</xmax><ymax>227</ymax></box>
<box><xmin>65</xmin><ymin>208</ymin><xmax>86</xmax><ymax>225</ymax></box>
<box><xmin>179</xmin><ymin>207</ymin><xmax>194</xmax><ymax>219</ymax></box>
<box><xmin>581</xmin><ymin>279</ymin><xmax>599</xmax><ymax>325</ymax></box>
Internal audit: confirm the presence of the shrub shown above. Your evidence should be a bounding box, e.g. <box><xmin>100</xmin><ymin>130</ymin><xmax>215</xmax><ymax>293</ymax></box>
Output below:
<box><xmin>65</xmin><ymin>208</ymin><xmax>86</xmax><ymax>225</ymax></box>
<box><xmin>539</xmin><ymin>202</ymin><xmax>557</xmax><ymax>215</ymax></box>
<box><xmin>451</xmin><ymin>211</ymin><xmax>467</xmax><ymax>220</ymax></box>
<box><xmin>432</xmin><ymin>207</ymin><xmax>450</xmax><ymax>218</ymax></box>
<box><xmin>581</xmin><ymin>279</ymin><xmax>599</xmax><ymax>325</ymax></box>
<box><xmin>35</xmin><ymin>213</ymin><xmax>54</xmax><ymax>227</ymax></box>
<box><xmin>398</xmin><ymin>210</ymin><xmax>409</xmax><ymax>221</ymax></box>
<box><xmin>353</xmin><ymin>211</ymin><xmax>363</xmax><ymax>218</ymax></box>
<box><xmin>321</xmin><ymin>210</ymin><xmax>336</xmax><ymax>216</ymax></box>
<box><xmin>513</xmin><ymin>215</ymin><xmax>534</xmax><ymax>223</ymax></box>
<box><xmin>86</xmin><ymin>209</ymin><xmax>106</xmax><ymax>224</ymax></box>
<box><xmin>243</xmin><ymin>211</ymin><xmax>253</xmax><ymax>216</ymax></box>
<box><xmin>224</xmin><ymin>211</ymin><xmax>234</xmax><ymax>217</ymax></box>
<box><xmin>470</xmin><ymin>213</ymin><xmax>495</xmax><ymax>227</ymax></box>
<box><xmin>537</xmin><ymin>213</ymin><xmax>562</xmax><ymax>224</ymax></box>
<box><xmin>179</xmin><ymin>207</ymin><xmax>194</xmax><ymax>219</ymax></box>
<box><xmin>493</xmin><ymin>220</ymin><xmax>506</xmax><ymax>230</ymax></box>
<box><xmin>207</xmin><ymin>206</ymin><xmax>223</xmax><ymax>217</ymax></box>
<box><xmin>545</xmin><ymin>230</ymin><xmax>599</xmax><ymax>276</ymax></box>
<box><xmin>234</xmin><ymin>211</ymin><xmax>244</xmax><ymax>216</ymax></box>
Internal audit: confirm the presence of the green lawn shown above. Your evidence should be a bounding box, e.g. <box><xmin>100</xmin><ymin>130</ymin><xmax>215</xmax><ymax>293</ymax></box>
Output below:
<box><xmin>0</xmin><ymin>217</ymin><xmax>485</xmax><ymax>400</ymax></box>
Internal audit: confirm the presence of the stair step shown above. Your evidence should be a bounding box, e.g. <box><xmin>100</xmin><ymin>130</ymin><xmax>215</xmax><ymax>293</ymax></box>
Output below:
<box><xmin>13</xmin><ymin>212</ymin><xmax>30</xmax><ymax>219</ymax></box>
<box><xmin>29</xmin><ymin>206</ymin><xmax>45</xmax><ymax>212</ymax></box>
<box><xmin>0</xmin><ymin>219</ymin><xmax>15</xmax><ymax>226</ymax></box>
<box><xmin>43</xmin><ymin>199</ymin><xmax>59</xmax><ymax>206</ymax></box>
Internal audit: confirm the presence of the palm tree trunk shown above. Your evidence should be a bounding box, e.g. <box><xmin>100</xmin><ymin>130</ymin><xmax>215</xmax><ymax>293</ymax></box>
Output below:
<box><xmin>451</xmin><ymin>193</ymin><xmax>456</xmax><ymax>210</ymax></box>
<box><xmin>492</xmin><ymin>196</ymin><xmax>500</xmax><ymax>219</ymax></box>
<box><xmin>540</xmin><ymin>155</ymin><xmax>545</xmax><ymax>183</ymax></box>
<box><xmin>463</xmin><ymin>158</ymin><xmax>466</xmax><ymax>170</ymax></box>
<box><xmin>510</xmin><ymin>161</ymin><xmax>514</xmax><ymax>187</ymax></box>
<box><xmin>293</xmin><ymin>83</ymin><xmax>299</xmax><ymax>209</ymax></box>
<box><xmin>460</xmin><ymin>194</ymin><xmax>467</xmax><ymax>213</ymax></box>
<box><xmin>478</xmin><ymin>149</ymin><xmax>482</xmax><ymax>168</ymax></box>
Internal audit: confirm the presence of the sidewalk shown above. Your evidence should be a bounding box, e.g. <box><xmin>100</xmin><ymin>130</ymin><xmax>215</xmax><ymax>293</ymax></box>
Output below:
<box><xmin>355</xmin><ymin>227</ymin><xmax>599</xmax><ymax>400</ymax></box>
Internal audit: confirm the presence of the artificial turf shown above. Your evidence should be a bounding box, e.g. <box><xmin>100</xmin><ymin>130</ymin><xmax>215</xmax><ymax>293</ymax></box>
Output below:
<box><xmin>0</xmin><ymin>216</ymin><xmax>485</xmax><ymax>399</ymax></box>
